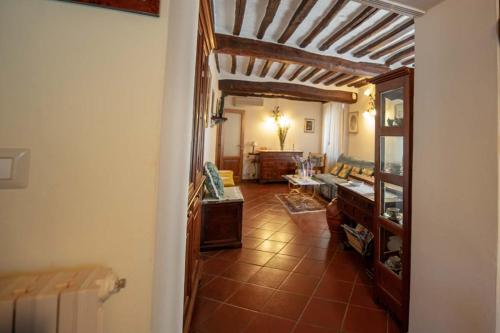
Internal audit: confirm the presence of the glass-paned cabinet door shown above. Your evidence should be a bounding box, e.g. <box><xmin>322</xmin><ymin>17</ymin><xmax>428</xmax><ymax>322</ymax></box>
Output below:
<box><xmin>381</xmin><ymin>87</ymin><xmax>404</xmax><ymax>127</ymax></box>
<box><xmin>380</xmin><ymin>136</ymin><xmax>404</xmax><ymax>175</ymax></box>
<box><xmin>381</xmin><ymin>182</ymin><xmax>403</xmax><ymax>225</ymax></box>
<box><xmin>379</xmin><ymin>226</ymin><xmax>403</xmax><ymax>279</ymax></box>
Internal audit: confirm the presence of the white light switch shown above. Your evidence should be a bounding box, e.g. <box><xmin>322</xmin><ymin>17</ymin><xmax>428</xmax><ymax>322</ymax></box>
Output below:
<box><xmin>0</xmin><ymin>158</ymin><xmax>13</xmax><ymax>179</ymax></box>
<box><xmin>0</xmin><ymin>149</ymin><xmax>30</xmax><ymax>189</ymax></box>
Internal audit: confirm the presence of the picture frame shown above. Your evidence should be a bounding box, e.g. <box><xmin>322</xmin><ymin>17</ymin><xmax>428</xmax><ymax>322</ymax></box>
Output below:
<box><xmin>348</xmin><ymin>112</ymin><xmax>359</xmax><ymax>133</ymax></box>
<box><xmin>304</xmin><ymin>118</ymin><xmax>315</xmax><ymax>133</ymax></box>
<box><xmin>59</xmin><ymin>0</ymin><xmax>160</xmax><ymax>16</ymax></box>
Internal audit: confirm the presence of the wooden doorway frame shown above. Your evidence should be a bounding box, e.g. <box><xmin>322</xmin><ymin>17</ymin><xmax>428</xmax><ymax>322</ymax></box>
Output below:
<box><xmin>216</xmin><ymin>108</ymin><xmax>245</xmax><ymax>182</ymax></box>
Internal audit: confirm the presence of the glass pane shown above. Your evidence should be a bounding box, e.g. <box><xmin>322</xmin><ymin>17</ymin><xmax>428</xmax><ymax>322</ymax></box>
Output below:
<box><xmin>379</xmin><ymin>226</ymin><xmax>403</xmax><ymax>278</ymax></box>
<box><xmin>381</xmin><ymin>88</ymin><xmax>404</xmax><ymax>127</ymax></box>
<box><xmin>381</xmin><ymin>182</ymin><xmax>403</xmax><ymax>225</ymax></box>
<box><xmin>380</xmin><ymin>136</ymin><xmax>404</xmax><ymax>175</ymax></box>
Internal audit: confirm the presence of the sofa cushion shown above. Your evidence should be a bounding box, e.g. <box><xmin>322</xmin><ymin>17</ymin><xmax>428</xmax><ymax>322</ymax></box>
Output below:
<box><xmin>330</xmin><ymin>162</ymin><xmax>344</xmax><ymax>176</ymax></box>
<box><xmin>338</xmin><ymin>164</ymin><xmax>353</xmax><ymax>179</ymax></box>
<box><xmin>362</xmin><ymin>167</ymin><xmax>374</xmax><ymax>177</ymax></box>
<box><xmin>219</xmin><ymin>170</ymin><xmax>236</xmax><ymax>187</ymax></box>
<box><xmin>204</xmin><ymin>162</ymin><xmax>224</xmax><ymax>199</ymax></box>
<box><xmin>352</xmin><ymin>166</ymin><xmax>362</xmax><ymax>175</ymax></box>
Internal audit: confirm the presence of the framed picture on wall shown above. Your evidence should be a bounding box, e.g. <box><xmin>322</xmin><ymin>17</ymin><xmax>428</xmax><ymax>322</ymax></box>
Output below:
<box><xmin>348</xmin><ymin>112</ymin><xmax>359</xmax><ymax>133</ymax></box>
<box><xmin>304</xmin><ymin>118</ymin><xmax>315</xmax><ymax>133</ymax></box>
<box><xmin>58</xmin><ymin>0</ymin><xmax>160</xmax><ymax>16</ymax></box>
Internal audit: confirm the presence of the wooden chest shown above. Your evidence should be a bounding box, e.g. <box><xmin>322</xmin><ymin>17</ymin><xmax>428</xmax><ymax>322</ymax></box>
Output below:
<box><xmin>258</xmin><ymin>151</ymin><xmax>303</xmax><ymax>183</ymax></box>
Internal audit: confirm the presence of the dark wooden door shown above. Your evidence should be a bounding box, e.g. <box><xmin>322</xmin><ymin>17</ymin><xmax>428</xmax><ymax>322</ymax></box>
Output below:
<box><xmin>218</xmin><ymin>109</ymin><xmax>244</xmax><ymax>183</ymax></box>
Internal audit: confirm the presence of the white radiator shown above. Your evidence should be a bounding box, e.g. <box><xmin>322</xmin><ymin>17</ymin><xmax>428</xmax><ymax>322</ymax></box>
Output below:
<box><xmin>0</xmin><ymin>267</ymin><xmax>125</xmax><ymax>333</ymax></box>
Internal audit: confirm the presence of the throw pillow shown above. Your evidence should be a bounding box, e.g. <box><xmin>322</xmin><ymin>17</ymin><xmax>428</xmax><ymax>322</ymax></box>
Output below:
<box><xmin>330</xmin><ymin>162</ymin><xmax>344</xmax><ymax>176</ymax></box>
<box><xmin>219</xmin><ymin>170</ymin><xmax>235</xmax><ymax>187</ymax></box>
<box><xmin>338</xmin><ymin>164</ymin><xmax>353</xmax><ymax>179</ymax></box>
<box><xmin>204</xmin><ymin>162</ymin><xmax>224</xmax><ymax>199</ymax></box>
<box><xmin>362</xmin><ymin>167</ymin><xmax>374</xmax><ymax>176</ymax></box>
<box><xmin>351</xmin><ymin>166</ymin><xmax>362</xmax><ymax>174</ymax></box>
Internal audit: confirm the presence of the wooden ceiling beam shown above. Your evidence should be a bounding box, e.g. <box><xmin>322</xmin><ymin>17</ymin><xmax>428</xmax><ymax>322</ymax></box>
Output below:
<box><xmin>337</xmin><ymin>12</ymin><xmax>400</xmax><ymax>54</ymax></box>
<box><xmin>219</xmin><ymin>79</ymin><xmax>358</xmax><ymax>104</ymax></box>
<box><xmin>401</xmin><ymin>57</ymin><xmax>415</xmax><ymax>66</ymax></box>
<box><xmin>214</xmin><ymin>52</ymin><xmax>220</xmax><ymax>73</ymax></box>
<box><xmin>299</xmin><ymin>0</ymin><xmax>347</xmax><ymax>48</ymax></box>
<box><xmin>348</xmin><ymin>78</ymin><xmax>370</xmax><ymax>88</ymax></box>
<box><xmin>335</xmin><ymin>75</ymin><xmax>361</xmax><ymax>86</ymax></box>
<box><xmin>246</xmin><ymin>56</ymin><xmax>255</xmax><ymax>76</ymax></box>
<box><xmin>288</xmin><ymin>65</ymin><xmax>307</xmax><ymax>81</ymax></box>
<box><xmin>300</xmin><ymin>68</ymin><xmax>320</xmax><ymax>82</ymax></box>
<box><xmin>312</xmin><ymin>71</ymin><xmax>337</xmax><ymax>84</ymax></box>
<box><xmin>260</xmin><ymin>59</ymin><xmax>272</xmax><ymax>77</ymax></box>
<box><xmin>385</xmin><ymin>46</ymin><xmax>415</xmax><ymax>65</ymax></box>
<box><xmin>274</xmin><ymin>63</ymin><xmax>289</xmax><ymax>79</ymax></box>
<box><xmin>352</xmin><ymin>19</ymin><xmax>414</xmax><ymax>58</ymax></box>
<box><xmin>278</xmin><ymin>0</ymin><xmax>318</xmax><ymax>44</ymax></box>
<box><xmin>319</xmin><ymin>6</ymin><xmax>378</xmax><ymax>51</ymax></box>
<box><xmin>257</xmin><ymin>0</ymin><xmax>281</xmax><ymax>39</ymax></box>
<box><xmin>233</xmin><ymin>0</ymin><xmax>247</xmax><ymax>35</ymax></box>
<box><xmin>324</xmin><ymin>73</ymin><xmax>350</xmax><ymax>86</ymax></box>
<box><xmin>216</xmin><ymin>34</ymin><xmax>389</xmax><ymax>76</ymax></box>
<box><xmin>230</xmin><ymin>55</ymin><xmax>237</xmax><ymax>74</ymax></box>
<box><xmin>370</xmin><ymin>35</ymin><xmax>414</xmax><ymax>60</ymax></box>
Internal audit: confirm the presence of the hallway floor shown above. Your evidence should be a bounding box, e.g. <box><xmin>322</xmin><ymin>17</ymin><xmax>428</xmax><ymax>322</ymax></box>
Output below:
<box><xmin>191</xmin><ymin>183</ymin><xmax>401</xmax><ymax>333</ymax></box>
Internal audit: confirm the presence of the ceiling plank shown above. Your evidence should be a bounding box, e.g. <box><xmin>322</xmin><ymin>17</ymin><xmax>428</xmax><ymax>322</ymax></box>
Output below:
<box><xmin>214</xmin><ymin>52</ymin><xmax>220</xmax><ymax>73</ymax></box>
<box><xmin>257</xmin><ymin>0</ymin><xmax>281</xmax><ymax>39</ymax></box>
<box><xmin>335</xmin><ymin>75</ymin><xmax>361</xmax><ymax>86</ymax></box>
<box><xmin>260</xmin><ymin>59</ymin><xmax>272</xmax><ymax>77</ymax></box>
<box><xmin>385</xmin><ymin>46</ymin><xmax>415</xmax><ymax>65</ymax></box>
<box><xmin>401</xmin><ymin>57</ymin><xmax>415</xmax><ymax>66</ymax></box>
<box><xmin>337</xmin><ymin>12</ymin><xmax>400</xmax><ymax>54</ymax></box>
<box><xmin>230</xmin><ymin>55</ymin><xmax>237</xmax><ymax>74</ymax></box>
<box><xmin>312</xmin><ymin>70</ymin><xmax>337</xmax><ymax>84</ymax></box>
<box><xmin>274</xmin><ymin>63</ymin><xmax>289</xmax><ymax>79</ymax></box>
<box><xmin>324</xmin><ymin>73</ymin><xmax>350</xmax><ymax>86</ymax></box>
<box><xmin>300</xmin><ymin>68</ymin><xmax>320</xmax><ymax>82</ymax></box>
<box><xmin>278</xmin><ymin>0</ymin><xmax>318</xmax><ymax>44</ymax></box>
<box><xmin>216</xmin><ymin>34</ymin><xmax>389</xmax><ymax>76</ymax></box>
<box><xmin>219</xmin><ymin>79</ymin><xmax>358</xmax><ymax>104</ymax></box>
<box><xmin>319</xmin><ymin>6</ymin><xmax>378</xmax><ymax>51</ymax></box>
<box><xmin>233</xmin><ymin>0</ymin><xmax>247</xmax><ymax>35</ymax></box>
<box><xmin>352</xmin><ymin>19</ymin><xmax>414</xmax><ymax>58</ymax></box>
<box><xmin>348</xmin><ymin>78</ymin><xmax>369</xmax><ymax>88</ymax></box>
<box><xmin>370</xmin><ymin>35</ymin><xmax>414</xmax><ymax>60</ymax></box>
<box><xmin>299</xmin><ymin>0</ymin><xmax>347</xmax><ymax>48</ymax></box>
<box><xmin>289</xmin><ymin>65</ymin><xmax>307</xmax><ymax>81</ymax></box>
<box><xmin>246</xmin><ymin>56</ymin><xmax>255</xmax><ymax>76</ymax></box>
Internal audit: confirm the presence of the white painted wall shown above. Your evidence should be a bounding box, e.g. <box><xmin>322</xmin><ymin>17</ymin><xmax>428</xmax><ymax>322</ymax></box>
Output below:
<box><xmin>411</xmin><ymin>1</ymin><xmax>499</xmax><ymax>332</ymax></box>
<box><xmin>152</xmin><ymin>0</ymin><xmax>199</xmax><ymax>332</ymax></box>
<box><xmin>0</xmin><ymin>1</ymin><xmax>169</xmax><ymax>332</ymax></box>
<box><xmin>224</xmin><ymin>97</ymin><xmax>322</xmax><ymax>179</ymax></box>
<box><xmin>347</xmin><ymin>86</ymin><xmax>375</xmax><ymax>161</ymax></box>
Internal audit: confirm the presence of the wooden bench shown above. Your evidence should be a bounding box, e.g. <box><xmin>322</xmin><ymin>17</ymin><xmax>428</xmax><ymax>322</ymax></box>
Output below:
<box><xmin>201</xmin><ymin>187</ymin><xmax>244</xmax><ymax>251</ymax></box>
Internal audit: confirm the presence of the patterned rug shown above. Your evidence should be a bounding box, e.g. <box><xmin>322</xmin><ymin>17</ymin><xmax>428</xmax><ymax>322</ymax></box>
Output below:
<box><xmin>276</xmin><ymin>193</ymin><xmax>327</xmax><ymax>214</ymax></box>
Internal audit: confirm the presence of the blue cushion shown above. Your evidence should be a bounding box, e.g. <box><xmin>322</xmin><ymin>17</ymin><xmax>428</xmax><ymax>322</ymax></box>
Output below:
<box><xmin>204</xmin><ymin>162</ymin><xmax>224</xmax><ymax>199</ymax></box>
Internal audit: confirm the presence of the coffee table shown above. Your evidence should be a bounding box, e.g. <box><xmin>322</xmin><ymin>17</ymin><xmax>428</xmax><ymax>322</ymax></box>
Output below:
<box><xmin>282</xmin><ymin>175</ymin><xmax>324</xmax><ymax>199</ymax></box>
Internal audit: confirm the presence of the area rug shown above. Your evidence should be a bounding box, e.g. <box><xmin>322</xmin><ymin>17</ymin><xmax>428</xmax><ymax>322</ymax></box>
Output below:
<box><xmin>276</xmin><ymin>193</ymin><xmax>327</xmax><ymax>214</ymax></box>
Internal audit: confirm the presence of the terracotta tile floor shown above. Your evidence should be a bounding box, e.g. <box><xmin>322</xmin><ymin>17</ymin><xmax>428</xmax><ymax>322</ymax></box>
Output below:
<box><xmin>191</xmin><ymin>183</ymin><xmax>401</xmax><ymax>333</ymax></box>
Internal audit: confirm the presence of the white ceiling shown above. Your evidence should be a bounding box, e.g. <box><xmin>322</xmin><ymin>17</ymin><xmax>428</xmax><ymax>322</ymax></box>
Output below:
<box><xmin>392</xmin><ymin>0</ymin><xmax>444</xmax><ymax>11</ymax></box>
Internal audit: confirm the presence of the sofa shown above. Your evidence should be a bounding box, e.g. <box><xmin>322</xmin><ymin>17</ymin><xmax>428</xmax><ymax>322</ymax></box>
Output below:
<box><xmin>313</xmin><ymin>154</ymin><xmax>375</xmax><ymax>200</ymax></box>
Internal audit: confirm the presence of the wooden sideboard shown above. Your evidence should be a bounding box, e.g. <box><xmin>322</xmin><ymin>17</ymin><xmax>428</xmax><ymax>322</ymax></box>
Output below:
<box><xmin>336</xmin><ymin>184</ymin><xmax>375</xmax><ymax>232</ymax></box>
<box><xmin>258</xmin><ymin>151</ymin><xmax>303</xmax><ymax>183</ymax></box>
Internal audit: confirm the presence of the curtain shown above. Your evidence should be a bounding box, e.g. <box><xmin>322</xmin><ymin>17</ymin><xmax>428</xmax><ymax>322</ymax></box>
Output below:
<box><xmin>321</xmin><ymin>102</ymin><xmax>348</xmax><ymax>170</ymax></box>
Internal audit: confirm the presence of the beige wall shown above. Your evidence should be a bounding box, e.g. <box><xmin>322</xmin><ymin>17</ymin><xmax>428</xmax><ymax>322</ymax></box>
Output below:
<box><xmin>224</xmin><ymin>97</ymin><xmax>322</xmax><ymax>179</ymax></box>
<box><xmin>411</xmin><ymin>1</ymin><xmax>498</xmax><ymax>332</ymax></box>
<box><xmin>204</xmin><ymin>54</ymin><xmax>222</xmax><ymax>164</ymax></box>
<box><xmin>0</xmin><ymin>1</ymin><xmax>169</xmax><ymax>332</ymax></box>
<box><xmin>347</xmin><ymin>86</ymin><xmax>375</xmax><ymax>161</ymax></box>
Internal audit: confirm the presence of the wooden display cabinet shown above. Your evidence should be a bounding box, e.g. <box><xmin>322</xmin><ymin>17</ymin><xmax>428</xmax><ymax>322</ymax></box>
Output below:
<box><xmin>371</xmin><ymin>67</ymin><xmax>413</xmax><ymax>332</ymax></box>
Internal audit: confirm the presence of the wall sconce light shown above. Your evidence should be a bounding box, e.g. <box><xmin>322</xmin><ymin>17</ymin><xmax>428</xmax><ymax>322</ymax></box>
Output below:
<box><xmin>363</xmin><ymin>88</ymin><xmax>377</xmax><ymax>117</ymax></box>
